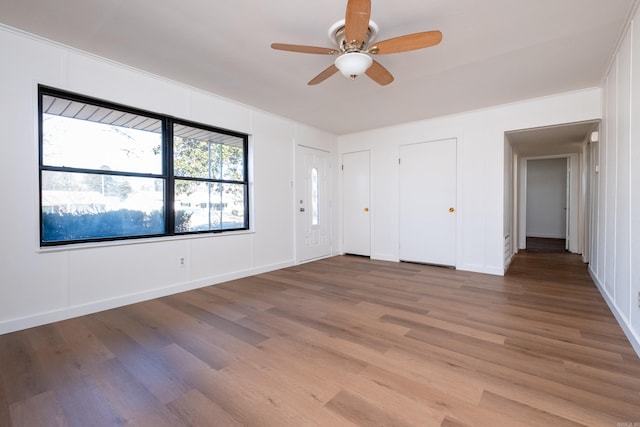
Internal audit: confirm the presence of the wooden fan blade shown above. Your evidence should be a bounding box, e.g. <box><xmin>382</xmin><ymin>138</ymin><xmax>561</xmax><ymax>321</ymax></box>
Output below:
<box><xmin>308</xmin><ymin>64</ymin><xmax>339</xmax><ymax>85</ymax></box>
<box><xmin>365</xmin><ymin>60</ymin><xmax>394</xmax><ymax>86</ymax></box>
<box><xmin>271</xmin><ymin>43</ymin><xmax>338</xmax><ymax>55</ymax></box>
<box><xmin>344</xmin><ymin>0</ymin><xmax>371</xmax><ymax>45</ymax></box>
<box><xmin>369</xmin><ymin>31</ymin><xmax>442</xmax><ymax>55</ymax></box>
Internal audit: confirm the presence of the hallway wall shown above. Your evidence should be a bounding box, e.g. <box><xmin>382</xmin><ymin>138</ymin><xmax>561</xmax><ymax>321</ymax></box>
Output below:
<box><xmin>593</xmin><ymin>6</ymin><xmax>640</xmax><ymax>354</ymax></box>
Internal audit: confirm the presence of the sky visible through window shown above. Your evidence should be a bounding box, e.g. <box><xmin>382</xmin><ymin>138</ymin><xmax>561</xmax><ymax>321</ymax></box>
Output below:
<box><xmin>42</xmin><ymin>114</ymin><xmax>162</xmax><ymax>175</ymax></box>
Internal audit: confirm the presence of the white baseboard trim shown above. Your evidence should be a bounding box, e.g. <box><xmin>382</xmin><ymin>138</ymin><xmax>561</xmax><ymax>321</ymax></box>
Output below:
<box><xmin>459</xmin><ymin>263</ymin><xmax>505</xmax><ymax>276</ymax></box>
<box><xmin>371</xmin><ymin>253</ymin><xmax>398</xmax><ymax>262</ymax></box>
<box><xmin>589</xmin><ymin>266</ymin><xmax>640</xmax><ymax>358</ymax></box>
<box><xmin>0</xmin><ymin>259</ymin><xmax>295</xmax><ymax>336</ymax></box>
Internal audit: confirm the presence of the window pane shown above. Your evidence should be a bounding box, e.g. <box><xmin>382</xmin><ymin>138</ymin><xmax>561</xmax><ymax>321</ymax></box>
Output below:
<box><xmin>42</xmin><ymin>96</ymin><xmax>162</xmax><ymax>174</ymax></box>
<box><xmin>41</xmin><ymin>171</ymin><xmax>165</xmax><ymax>242</ymax></box>
<box><xmin>173</xmin><ymin>123</ymin><xmax>244</xmax><ymax>180</ymax></box>
<box><xmin>221</xmin><ymin>145</ymin><xmax>244</xmax><ymax>181</ymax></box>
<box><xmin>219</xmin><ymin>183</ymin><xmax>246</xmax><ymax>229</ymax></box>
<box><xmin>175</xmin><ymin>181</ymin><xmax>246</xmax><ymax>232</ymax></box>
<box><xmin>311</xmin><ymin>168</ymin><xmax>319</xmax><ymax>226</ymax></box>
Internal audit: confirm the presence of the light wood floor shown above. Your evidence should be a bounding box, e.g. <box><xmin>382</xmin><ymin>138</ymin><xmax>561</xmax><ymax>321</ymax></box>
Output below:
<box><xmin>1</xmin><ymin>252</ymin><xmax>639</xmax><ymax>426</ymax></box>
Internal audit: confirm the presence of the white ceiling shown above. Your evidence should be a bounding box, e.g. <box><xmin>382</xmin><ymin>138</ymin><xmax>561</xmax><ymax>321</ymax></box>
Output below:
<box><xmin>0</xmin><ymin>0</ymin><xmax>636</xmax><ymax>137</ymax></box>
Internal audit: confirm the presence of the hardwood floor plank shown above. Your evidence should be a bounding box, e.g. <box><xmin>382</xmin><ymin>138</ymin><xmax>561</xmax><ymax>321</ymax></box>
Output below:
<box><xmin>9</xmin><ymin>391</ymin><xmax>67</xmax><ymax>427</ymax></box>
<box><xmin>188</xmin><ymin>366</ymin><xmax>354</xmax><ymax>427</ymax></box>
<box><xmin>82</xmin><ymin>316</ymin><xmax>192</xmax><ymax>405</ymax></box>
<box><xmin>161</xmin><ymin>296</ymin><xmax>269</xmax><ymax>346</ymax></box>
<box><xmin>352</xmin><ymin>364</ymin><xmax>535</xmax><ymax>427</ymax></box>
<box><xmin>242</xmin><ymin>339</ymin><xmax>343</xmax><ymax>404</ymax></box>
<box><xmin>325</xmin><ymin>389</ymin><xmax>415</xmax><ymax>427</ymax></box>
<box><xmin>563</xmin><ymin>360</ymin><xmax>640</xmax><ymax>392</ymax></box>
<box><xmin>380</xmin><ymin>313</ymin><xmax>507</xmax><ymax>345</ymax></box>
<box><xmin>479</xmin><ymin>390</ymin><xmax>591</xmax><ymax>427</ymax></box>
<box><xmin>89</xmin><ymin>357</ymin><xmax>183</xmax><ymax>426</ymax></box>
<box><xmin>0</xmin><ymin>373</ymin><xmax>10</xmax><ymax>427</ymax></box>
<box><xmin>167</xmin><ymin>389</ymin><xmax>242</xmax><ymax>426</ymax></box>
<box><xmin>267</xmin><ymin>306</ymin><xmax>392</xmax><ymax>353</ymax></box>
<box><xmin>0</xmin><ymin>332</ymin><xmax>48</xmax><ymax>405</ymax></box>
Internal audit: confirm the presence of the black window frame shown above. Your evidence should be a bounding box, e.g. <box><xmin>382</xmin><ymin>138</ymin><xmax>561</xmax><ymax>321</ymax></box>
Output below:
<box><xmin>38</xmin><ymin>85</ymin><xmax>250</xmax><ymax>247</ymax></box>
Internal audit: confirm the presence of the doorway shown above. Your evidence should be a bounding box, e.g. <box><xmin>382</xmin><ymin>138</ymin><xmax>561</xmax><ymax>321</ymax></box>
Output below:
<box><xmin>506</xmin><ymin>120</ymin><xmax>599</xmax><ymax>265</ymax></box>
<box><xmin>295</xmin><ymin>145</ymin><xmax>331</xmax><ymax>262</ymax></box>
<box><xmin>525</xmin><ymin>158</ymin><xmax>568</xmax><ymax>252</ymax></box>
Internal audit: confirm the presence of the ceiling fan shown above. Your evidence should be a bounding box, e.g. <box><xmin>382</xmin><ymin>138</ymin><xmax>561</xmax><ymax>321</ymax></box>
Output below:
<box><xmin>271</xmin><ymin>0</ymin><xmax>442</xmax><ymax>86</ymax></box>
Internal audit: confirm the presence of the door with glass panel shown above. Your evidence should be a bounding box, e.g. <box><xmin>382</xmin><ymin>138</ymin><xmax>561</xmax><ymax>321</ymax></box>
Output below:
<box><xmin>296</xmin><ymin>145</ymin><xmax>331</xmax><ymax>262</ymax></box>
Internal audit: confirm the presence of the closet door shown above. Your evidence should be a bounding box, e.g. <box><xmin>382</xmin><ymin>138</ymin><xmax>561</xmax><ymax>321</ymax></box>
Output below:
<box><xmin>343</xmin><ymin>150</ymin><xmax>370</xmax><ymax>256</ymax></box>
<box><xmin>399</xmin><ymin>139</ymin><xmax>457</xmax><ymax>266</ymax></box>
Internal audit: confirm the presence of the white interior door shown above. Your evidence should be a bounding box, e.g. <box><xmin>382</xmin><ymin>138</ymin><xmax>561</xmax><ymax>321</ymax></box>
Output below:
<box><xmin>399</xmin><ymin>139</ymin><xmax>457</xmax><ymax>266</ymax></box>
<box><xmin>296</xmin><ymin>145</ymin><xmax>331</xmax><ymax>262</ymax></box>
<box><xmin>343</xmin><ymin>150</ymin><xmax>370</xmax><ymax>256</ymax></box>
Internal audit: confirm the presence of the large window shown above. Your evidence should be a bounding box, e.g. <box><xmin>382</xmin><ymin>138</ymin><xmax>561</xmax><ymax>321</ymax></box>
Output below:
<box><xmin>39</xmin><ymin>86</ymin><xmax>249</xmax><ymax>246</ymax></box>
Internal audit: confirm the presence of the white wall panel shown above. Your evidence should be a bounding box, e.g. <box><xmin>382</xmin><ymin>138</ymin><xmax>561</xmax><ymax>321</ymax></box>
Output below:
<box><xmin>68</xmin><ymin>53</ymin><xmax>190</xmax><ymax>119</ymax></box>
<box><xmin>189</xmin><ymin>234</ymin><xmax>253</xmax><ymax>280</ymax></box>
<box><xmin>594</xmin><ymin>11</ymin><xmax>640</xmax><ymax>355</ymax></box>
<box><xmin>615</xmin><ymin>27</ymin><xmax>632</xmax><ymax>320</ymax></box>
<box><xmin>251</xmin><ymin>111</ymin><xmax>295</xmax><ymax>266</ymax></box>
<box><xmin>371</xmin><ymin>142</ymin><xmax>399</xmax><ymax>261</ymax></box>
<box><xmin>190</xmin><ymin>89</ymin><xmax>252</xmax><ymax>135</ymax></box>
<box><xmin>605</xmin><ymin>59</ymin><xmax>618</xmax><ymax>298</ymax></box>
<box><xmin>0</xmin><ymin>29</ymin><xmax>70</xmax><ymax>324</ymax></box>
<box><xmin>68</xmin><ymin>240</ymin><xmax>190</xmax><ymax>305</ymax></box>
<box><xmin>597</xmin><ymin>85</ymin><xmax>609</xmax><ymax>282</ymax></box>
<box><xmin>631</xmin><ymin>17</ymin><xmax>640</xmax><ymax>345</ymax></box>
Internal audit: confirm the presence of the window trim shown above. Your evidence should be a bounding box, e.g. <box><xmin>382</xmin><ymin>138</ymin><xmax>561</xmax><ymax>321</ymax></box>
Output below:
<box><xmin>38</xmin><ymin>85</ymin><xmax>250</xmax><ymax>247</ymax></box>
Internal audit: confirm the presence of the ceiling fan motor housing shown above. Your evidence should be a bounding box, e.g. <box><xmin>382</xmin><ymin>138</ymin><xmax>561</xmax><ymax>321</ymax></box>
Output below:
<box><xmin>329</xmin><ymin>19</ymin><xmax>379</xmax><ymax>53</ymax></box>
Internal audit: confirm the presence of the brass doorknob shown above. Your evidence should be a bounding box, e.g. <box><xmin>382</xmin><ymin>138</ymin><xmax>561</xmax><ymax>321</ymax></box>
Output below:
<box><xmin>449</xmin><ymin>207</ymin><xmax>455</xmax><ymax>213</ymax></box>
<box><xmin>364</xmin><ymin>207</ymin><xmax>369</xmax><ymax>212</ymax></box>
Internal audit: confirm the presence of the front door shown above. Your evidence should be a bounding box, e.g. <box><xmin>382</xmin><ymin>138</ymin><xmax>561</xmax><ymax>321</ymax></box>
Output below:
<box><xmin>296</xmin><ymin>145</ymin><xmax>331</xmax><ymax>262</ymax></box>
<box><xmin>399</xmin><ymin>138</ymin><xmax>457</xmax><ymax>266</ymax></box>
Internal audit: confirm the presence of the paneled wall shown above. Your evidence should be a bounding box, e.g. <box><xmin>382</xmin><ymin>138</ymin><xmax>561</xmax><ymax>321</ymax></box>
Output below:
<box><xmin>593</xmin><ymin>7</ymin><xmax>640</xmax><ymax>354</ymax></box>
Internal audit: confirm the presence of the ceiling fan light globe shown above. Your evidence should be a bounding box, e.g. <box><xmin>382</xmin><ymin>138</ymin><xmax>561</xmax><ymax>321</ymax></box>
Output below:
<box><xmin>335</xmin><ymin>52</ymin><xmax>373</xmax><ymax>79</ymax></box>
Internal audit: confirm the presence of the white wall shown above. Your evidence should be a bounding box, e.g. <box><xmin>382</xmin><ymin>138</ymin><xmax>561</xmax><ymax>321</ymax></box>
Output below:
<box><xmin>0</xmin><ymin>26</ymin><xmax>338</xmax><ymax>334</ymax></box>
<box><xmin>526</xmin><ymin>158</ymin><xmax>567</xmax><ymax>239</ymax></box>
<box><xmin>338</xmin><ymin>89</ymin><xmax>601</xmax><ymax>275</ymax></box>
<box><xmin>593</xmin><ymin>7</ymin><xmax>640</xmax><ymax>355</ymax></box>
